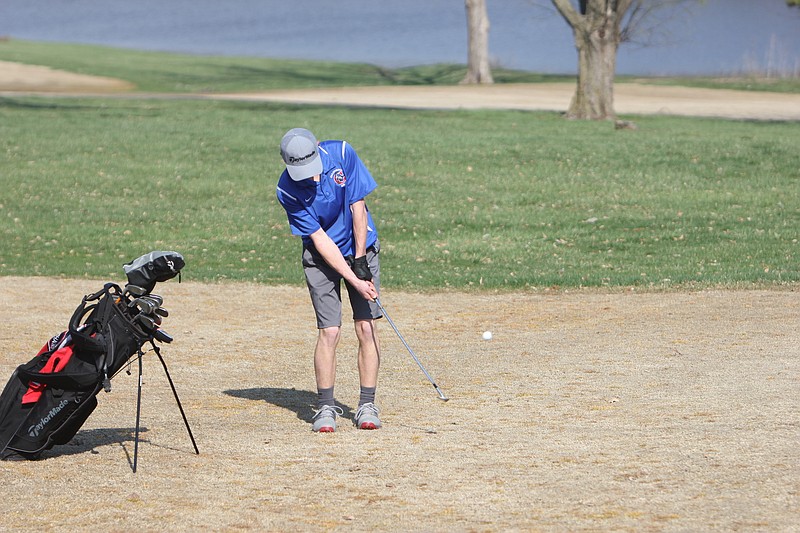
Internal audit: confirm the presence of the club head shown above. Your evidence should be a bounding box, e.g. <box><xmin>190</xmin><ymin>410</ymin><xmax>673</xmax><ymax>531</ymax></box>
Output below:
<box><xmin>135</xmin><ymin>313</ymin><xmax>156</xmax><ymax>331</ymax></box>
<box><xmin>154</xmin><ymin>307</ymin><xmax>169</xmax><ymax>318</ymax></box>
<box><xmin>125</xmin><ymin>284</ymin><xmax>147</xmax><ymax>297</ymax></box>
<box><xmin>153</xmin><ymin>328</ymin><xmax>173</xmax><ymax>343</ymax></box>
<box><xmin>132</xmin><ymin>298</ymin><xmax>157</xmax><ymax>316</ymax></box>
<box><xmin>139</xmin><ymin>296</ymin><xmax>163</xmax><ymax>311</ymax></box>
<box><xmin>145</xmin><ymin>294</ymin><xmax>163</xmax><ymax>307</ymax></box>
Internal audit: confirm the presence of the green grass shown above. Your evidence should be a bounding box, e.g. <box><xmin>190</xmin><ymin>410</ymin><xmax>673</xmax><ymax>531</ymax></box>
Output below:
<box><xmin>4</xmin><ymin>39</ymin><xmax>797</xmax><ymax>95</ymax></box>
<box><xmin>1</xmin><ymin>41</ymin><xmax>798</xmax><ymax>290</ymax></box>
<box><xmin>0</xmin><ymin>39</ymin><xmax>570</xmax><ymax>93</ymax></box>
<box><xmin>625</xmin><ymin>75</ymin><xmax>800</xmax><ymax>94</ymax></box>
<box><xmin>1</xmin><ymin>96</ymin><xmax>798</xmax><ymax>290</ymax></box>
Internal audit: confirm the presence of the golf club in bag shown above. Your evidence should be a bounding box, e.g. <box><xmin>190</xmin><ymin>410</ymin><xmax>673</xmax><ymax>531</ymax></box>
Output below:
<box><xmin>0</xmin><ymin>251</ymin><xmax>198</xmax><ymax>472</ymax></box>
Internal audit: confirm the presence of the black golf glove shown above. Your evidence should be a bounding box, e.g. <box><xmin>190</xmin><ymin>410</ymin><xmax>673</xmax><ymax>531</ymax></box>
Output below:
<box><xmin>351</xmin><ymin>255</ymin><xmax>373</xmax><ymax>281</ymax></box>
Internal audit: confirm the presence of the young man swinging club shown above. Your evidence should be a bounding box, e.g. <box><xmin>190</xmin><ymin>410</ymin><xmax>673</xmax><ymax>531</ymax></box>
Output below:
<box><xmin>276</xmin><ymin>128</ymin><xmax>383</xmax><ymax>432</ymax></box>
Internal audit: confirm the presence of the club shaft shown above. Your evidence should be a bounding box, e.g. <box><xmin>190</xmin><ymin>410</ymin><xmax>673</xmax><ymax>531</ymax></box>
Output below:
<box><xmin>375</xmin><ymin>298</ymin><xmax>448</xmax><ymax>401</ymax></box>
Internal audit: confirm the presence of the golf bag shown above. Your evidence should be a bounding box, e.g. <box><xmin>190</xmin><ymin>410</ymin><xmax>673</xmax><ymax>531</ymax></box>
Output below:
<box><xmin>0</xmin><ymin>251</ymin><xmax>196</xmax><ymax>468</ymax></box>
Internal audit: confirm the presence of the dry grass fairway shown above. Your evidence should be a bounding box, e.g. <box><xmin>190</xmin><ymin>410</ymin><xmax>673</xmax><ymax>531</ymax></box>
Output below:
<box><xmin>0</xmin><ymin>277</ymin><xmax>798</xmax><ymax>532</ymax></box>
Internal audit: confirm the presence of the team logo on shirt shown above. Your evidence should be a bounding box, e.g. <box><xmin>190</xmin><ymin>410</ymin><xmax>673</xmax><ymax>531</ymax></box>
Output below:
<box><xmin>331</xmin><ymin>168</ymin><xmax>346</xmax><ymax>186</ymax></box>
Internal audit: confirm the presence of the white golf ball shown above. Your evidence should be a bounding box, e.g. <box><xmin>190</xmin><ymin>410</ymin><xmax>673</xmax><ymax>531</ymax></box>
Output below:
<box><xmin>482</xmin><ymin>330</ymin><xmax>493</xmax><ymax>340</ymax></box>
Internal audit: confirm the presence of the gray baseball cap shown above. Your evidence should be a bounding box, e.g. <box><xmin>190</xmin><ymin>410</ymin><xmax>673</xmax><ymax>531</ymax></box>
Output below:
<box><xmin>280</xmin><ymin>128</ymin><xmax>323</xmax><ymax>181</ymax></box>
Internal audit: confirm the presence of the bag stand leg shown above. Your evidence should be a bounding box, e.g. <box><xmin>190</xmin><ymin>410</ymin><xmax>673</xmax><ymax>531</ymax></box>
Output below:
<box><xmin>131</xmin><ymin>344</ymin><xmax>199</xmax><ymax>473</ymax></box>
<box><xmin>153</xmin><ymin>345</ymin><xmax>199</xmax><ymax>456</ymax></box>
<box><xmin>133</xmin><ymin>353</ymin><xmax>144</xmax><ymax>473</ymax></box>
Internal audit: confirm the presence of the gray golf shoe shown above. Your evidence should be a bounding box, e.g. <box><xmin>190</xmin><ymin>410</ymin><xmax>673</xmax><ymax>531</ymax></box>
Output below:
<box><xmin>354</xmin><ymin>402</ymin><xmax>382</xmax><ymax>430</ymax></box>
<box><xmin>312</xmin><ymin>405</ymin><xmax>343</xmax><ymax>433</ymax></box>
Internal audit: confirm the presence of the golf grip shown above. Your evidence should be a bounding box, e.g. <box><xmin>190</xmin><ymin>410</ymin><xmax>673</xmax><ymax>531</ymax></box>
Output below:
<box><xmin>375</xmin><ymin>298</ymin><xmax>448</xmax><ymax>401</ymax></box>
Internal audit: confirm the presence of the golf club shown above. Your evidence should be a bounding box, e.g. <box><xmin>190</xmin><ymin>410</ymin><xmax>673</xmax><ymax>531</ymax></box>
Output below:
<box><xmin>138</xmin><ymin>295</ymin><xmax>164</xmax><ymax>312</ymax></box>
<box><xmin>130</xmin><ymin>298</ymin><xmax>158</xmax><ymax>316</ymax></box>
<box><xmin>139</xmin><ymin>296</ymin><xmax>168</xmax><ymax>319</ymax></box>
<box><xmin>375</xmin><ymin>298</ymin><xmax>449</xmax><ymax>402</ymax></box>
<box><xmin>124</xmin><ymin>284</ymin><xmax>147</xmax><ymax>297</ymax></box>
<box><xmin>135</xmin><ymin>313</ymin><xmax>156</xmax><ymax>331</ymax></box>
<box><xmin>145</xmin><ymin>294</ymin><xmax>163</xmax><ymax>307</ymax></box>
<box><xmin>153</xmin><ymin>328</ymin><xmax>173</xmax><ymax>344</ymax></box>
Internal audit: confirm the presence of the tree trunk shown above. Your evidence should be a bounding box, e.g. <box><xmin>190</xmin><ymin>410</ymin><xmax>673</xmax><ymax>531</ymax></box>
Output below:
<box><xmin>552</xmin><ymin>0</ymin><xmax>633</xmax><ymax>120</ymax></box>
<box><xmin>567</xmin><ymin>27</ymin><xmax>618</xmax><ymax>119</ymax></box>
<box><xmin>462</xmin><ymin>0</ymin><xmax>494</xmax><ymax>84</ymax></box>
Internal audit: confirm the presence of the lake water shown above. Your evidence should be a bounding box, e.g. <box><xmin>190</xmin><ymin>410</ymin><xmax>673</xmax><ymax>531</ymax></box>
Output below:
<box><xmin>1</xmin><ymin>0</ymin><xmax>799</xmax><ymax>76</ymax></box>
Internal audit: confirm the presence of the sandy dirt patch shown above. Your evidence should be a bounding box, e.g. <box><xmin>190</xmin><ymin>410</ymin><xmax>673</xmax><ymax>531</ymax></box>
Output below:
<box><xmin>2</xmin><ymin>60</ymin><xmax>800</xmax><ymax>120</ymax></box>
<box><xmin>0</xmin><ymin>276</ymin><xmax>797</xmax><ymax>531</ymax></box>
<box><xmin>0</xmin><ymin>60</ymin><xmax>134</xmax><ymax>93</ymax></box>
<box><xmin>216</xmin><ymin>83</ymin><xmax>800</xmax><ymax>121</ymax></box>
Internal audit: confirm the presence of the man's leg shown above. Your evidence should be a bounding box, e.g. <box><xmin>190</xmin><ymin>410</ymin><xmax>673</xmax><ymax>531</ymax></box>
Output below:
<box><xmin>303</xmin><ymin>246</ymin><xmax>345</xmax><ymax>432</ymax></box>
<box><xmin>348</xmin><ymin>246</ymin><xmax>382</xmax><ymax>390</ymax></box>
<box><xmin>354</xmin><ymin>319</ymin><xmax>380</xmax><ymax>388</ymax></box>
<box><xmin>315</xmin><ymin>326</ymin><xmax>341</xmax><ymax>391</ymax></box>
<box><xmin>353</xmin><ymin>319</ymin><xmax>382</xmax><ymax>429</ymax></box>
<box><xmin>347</xmin><ymin>246</ymin><xmax>383</xmax><ymax>429</ymax></box>
<box><xmin>311</xmin><ymin>327</ymin><xmax>343</xmax><ymax>432</ymax></box>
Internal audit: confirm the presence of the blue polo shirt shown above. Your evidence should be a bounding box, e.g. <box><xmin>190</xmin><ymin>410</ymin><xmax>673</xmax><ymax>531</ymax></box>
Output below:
<box><xmin>276</xmin><ymin>140</ymin><xmax>379</xmax><ymax>256</ymax></box>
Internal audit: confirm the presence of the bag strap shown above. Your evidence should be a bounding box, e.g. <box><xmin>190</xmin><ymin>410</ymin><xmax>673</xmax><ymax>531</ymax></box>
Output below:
<box><xmin>68</xmin><ymin>282</ymin><xmax>149</xmax><ymax>391</ymax></box>
<box><xmin>68</xmin><ymin>283</ymin><xmax>119</xmax><ymax>352</ymax></box>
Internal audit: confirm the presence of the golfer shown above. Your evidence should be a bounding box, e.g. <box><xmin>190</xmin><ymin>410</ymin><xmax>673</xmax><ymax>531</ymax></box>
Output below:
<box><xmin>276</xmin><ymin>128</ymin><xmax>383</xmax><ymax>432</ymax></box>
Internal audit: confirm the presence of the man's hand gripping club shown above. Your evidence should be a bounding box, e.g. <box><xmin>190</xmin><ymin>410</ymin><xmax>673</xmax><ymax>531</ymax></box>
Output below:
<box><xmin>347</xmin><ymin>254</ymin><xmax>377</xmax><ymax>301</ymax></box>
<box><xmin>309</xmin><ymin>228</ymin><xmax>378</xmax><ymax>301</ymax></box>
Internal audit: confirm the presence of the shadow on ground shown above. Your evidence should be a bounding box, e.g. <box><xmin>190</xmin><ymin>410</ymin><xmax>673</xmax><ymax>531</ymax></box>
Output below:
<box><xmin>224</xmin><ymin>387</ymin><xmax>356</xmax><ymax>423</ymax></box>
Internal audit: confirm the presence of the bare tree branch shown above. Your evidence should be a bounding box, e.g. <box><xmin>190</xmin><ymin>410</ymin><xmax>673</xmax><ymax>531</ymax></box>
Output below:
<box><xmin>552</xmin><ymin>0</ymin><xmax>583</xmax><ymax>28</ymax></box>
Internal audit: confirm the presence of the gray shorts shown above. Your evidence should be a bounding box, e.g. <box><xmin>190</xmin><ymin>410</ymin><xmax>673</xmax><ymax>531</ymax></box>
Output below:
<box><xmin>302</xmin><ymin>243</ymin><xmax>381</xmax><ymax>329</ymax></box>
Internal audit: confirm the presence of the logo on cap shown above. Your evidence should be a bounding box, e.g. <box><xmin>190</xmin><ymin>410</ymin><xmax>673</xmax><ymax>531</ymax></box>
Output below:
<box><xmin>289</xmin><ymin>150</ymin><xmax>316</xmax><ymax>164</ymax></box>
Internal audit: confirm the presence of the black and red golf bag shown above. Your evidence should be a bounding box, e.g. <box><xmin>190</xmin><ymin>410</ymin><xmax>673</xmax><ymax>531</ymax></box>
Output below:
<box><xmin>0</xmin><ymin>251</ymin><xmax>196</xmax><ymax>469</ymax></box>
